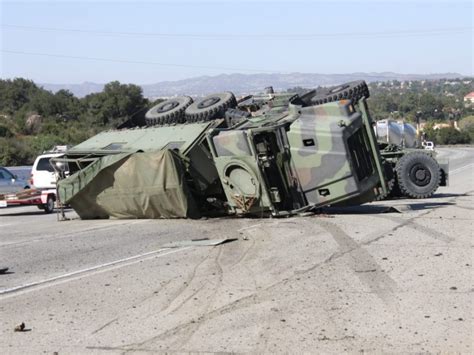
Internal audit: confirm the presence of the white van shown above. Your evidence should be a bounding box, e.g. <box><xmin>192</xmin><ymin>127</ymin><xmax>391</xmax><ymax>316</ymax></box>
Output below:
<box><xmin>30</xmin><ymin>146</ymin><xmax>69</xmax><ymax>189</ymax></box>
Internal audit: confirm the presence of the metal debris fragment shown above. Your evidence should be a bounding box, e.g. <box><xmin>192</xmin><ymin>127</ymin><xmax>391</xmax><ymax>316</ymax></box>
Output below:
<box><xmin>355</xmin><ymin>269</ymin><xmax>377</xmax><ymax>273</ymax></box>
<box><xmin>14</xmin><ymin>322</ymin><xmax>25</xmax><ymax>332</ymax></box>
<box><xmin>162</xmin><ymin>238</ymin><xmax>238</xmax><ymax>248</ymax></box>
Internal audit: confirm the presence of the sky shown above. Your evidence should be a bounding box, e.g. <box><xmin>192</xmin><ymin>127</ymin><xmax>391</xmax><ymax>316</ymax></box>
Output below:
<box><xmin>0</xmin><ymin>0</ymin><xmax>473</xmax><ymax>84</ymax></box>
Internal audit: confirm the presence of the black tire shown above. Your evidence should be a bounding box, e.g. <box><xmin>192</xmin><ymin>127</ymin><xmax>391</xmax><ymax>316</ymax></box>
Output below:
<box><xmin>145</xmin><ymin>96</ymin><xmax>193</xmax><ymax>126</ymax></box>
<box><xmin>44</xmin><ymin>195</ymin><xmax>55</xmax><ymax>214</ymax></box>
<box><xmin>185</xmin><ymin>92</ymin><xmax>237</xmax><ymax>122</ymax></box>
<box><xmin>395</xmin><ymin>152</ymin><xmax>441</xmax><ymax>199</ymax></box>
<box><xmin>389</xmin><ymin>178</ymin><xmax>403</xmax><ymax>198</ymax></box>
<box><xmin>311</xmin><ymin>80</ymin><xmax>370</xmax><ymax>106</ymax></box>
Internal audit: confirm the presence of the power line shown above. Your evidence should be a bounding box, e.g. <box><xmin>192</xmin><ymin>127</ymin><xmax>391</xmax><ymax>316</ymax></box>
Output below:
<box><xmin>0</xmin><ymin>49</ymin><xmax>281</xmax><ymax>73</ymax></box>
<box><xmin>1</xmin><ymin>24</ymin><xmax>472</xmax><ymax>40</ymax></box>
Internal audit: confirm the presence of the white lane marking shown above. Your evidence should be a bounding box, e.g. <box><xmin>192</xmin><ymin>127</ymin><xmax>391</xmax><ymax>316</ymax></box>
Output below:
<box><xmin>450</xmin><ymin>163</ymin><xmax>474</xmax><ymax>175</ymax></box>
<box><xmin>0</xmin><ymin>246</ymin><xmax>190</xmax><ymax>297</ymax></box>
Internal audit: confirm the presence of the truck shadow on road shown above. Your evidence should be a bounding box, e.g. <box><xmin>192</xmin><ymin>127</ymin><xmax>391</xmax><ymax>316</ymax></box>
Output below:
<box><xmin>1</xmin><ymin>193</ymin><xmax>467</xmax><ymax>219</ymax></box>
<box><xmin>321</xmin><ymin>201</ymin><xmax>455</xmax><ymax>215</ymax></box>
<box><xmin>432</xmin><ymin>192</ymin><xmax>472</xmax><ymax>198</ymax></box>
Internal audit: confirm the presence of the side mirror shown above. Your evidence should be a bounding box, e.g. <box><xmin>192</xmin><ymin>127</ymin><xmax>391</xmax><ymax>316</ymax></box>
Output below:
<box><xmin>54</xmin><ymin>161</ymin><xmax>67</xmax><ymax>172</ymax></box>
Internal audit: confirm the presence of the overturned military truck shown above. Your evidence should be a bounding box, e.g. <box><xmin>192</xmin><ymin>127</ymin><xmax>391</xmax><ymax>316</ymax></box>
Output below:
<box><xmin>53</xmin><ymin>81</ymin><xmax>390</xmax><ymax>219</ymax></box>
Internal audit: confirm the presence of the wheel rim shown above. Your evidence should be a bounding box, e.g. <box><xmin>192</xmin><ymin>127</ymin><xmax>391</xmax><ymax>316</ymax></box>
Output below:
<box><xmin>157</xmin><ymin>101</ymin><xmax>180</xmax><ymax>113</ymax></box>
<box><xmin>197</xmin><ymin>97</ymin><xmax>220</xmax><ymax>109</ymax></box>
<box><xmin>409</xmin><ymin>163</ymin><xmax>431</xmax><ymax>187</ymax></box>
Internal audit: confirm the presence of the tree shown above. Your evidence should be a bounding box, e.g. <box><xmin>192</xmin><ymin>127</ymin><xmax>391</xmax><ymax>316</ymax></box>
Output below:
<box><xmin>0</xmin><ymin>78</ymin><xmax>41</xmax><ymax>114</ymax></box>
<box><xmin>458</xmin><ymin>116</ymin><xmax>474</xmax><ymax>142</ymax></box>
<box><xmin>53</xmin><ymin>90</ymin><xmax>83</xmax><ymax>120</ymax></box>
<box><xmin>418</xmin><ymin>93</ymin><xmax>443</xmax><ymax>120</ymax></box>
<box><xmin>85</xmin><ymin>81</ymin><xmax>148</xmax><ymax>126</ymax></box>
<box><xmin>0</xmin><ymin>137</ymin><xmax>35</xmax><ymax>165</ymax></box>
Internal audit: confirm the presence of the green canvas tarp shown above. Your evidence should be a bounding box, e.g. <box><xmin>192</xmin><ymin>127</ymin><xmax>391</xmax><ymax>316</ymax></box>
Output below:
<box><xmin>58</xmin><ymin>150</ymin><xmax>200</xmax><ymax>219</ymax></box>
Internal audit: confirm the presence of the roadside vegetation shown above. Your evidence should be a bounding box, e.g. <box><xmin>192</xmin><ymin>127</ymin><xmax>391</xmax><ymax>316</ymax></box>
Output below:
<box><xmin>0</xmin><ymin>79</ymin><xmax>153</xmax><ymax>165</ymax></box>
<box><xmin>367</xmin><ymin>79</ymin><xmax>473</xmax><ymax>145</ymax></box>
<box><xmin>1</xmin><ymin>77</ymin><xmax>473</xmax><ymax>165</ymax></box>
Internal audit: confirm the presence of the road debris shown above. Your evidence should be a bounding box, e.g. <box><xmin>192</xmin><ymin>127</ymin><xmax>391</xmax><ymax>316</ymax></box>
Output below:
<box><xmin>14</xmin><ymin>322</ymin><xmax>26</xmax><ymax>332</ymax></box>
<box><xmin>162</xmin><ymin>237</ymin><xmax>238</xmax><ymax>248</ymax></box>
<box><xmin>355</xmin><ymin>269</ymin><xmax>377</xmax><ymax>273</ymax></box>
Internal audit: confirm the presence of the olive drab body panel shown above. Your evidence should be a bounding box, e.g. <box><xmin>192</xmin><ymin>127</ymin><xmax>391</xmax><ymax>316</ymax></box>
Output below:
<box><xmin>68</xmin><ymin>120</ymin><xmax>222</xmax><ymax>155</ymax></box>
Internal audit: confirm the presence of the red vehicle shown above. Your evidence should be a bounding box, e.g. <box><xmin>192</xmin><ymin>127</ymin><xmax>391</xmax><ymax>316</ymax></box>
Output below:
<box><xmin>0</xmin><ymin>188</ymin><xmax>57</xmax><ymax>213</ymax></box>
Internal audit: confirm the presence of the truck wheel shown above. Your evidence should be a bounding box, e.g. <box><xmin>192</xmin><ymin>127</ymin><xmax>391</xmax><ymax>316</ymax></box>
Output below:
<box><xmin>311</xmin><ymin>80</ymin><xmax>370</xmax><ymax>105</ymax></box>
<box><xmin>185</xmin><ymin>92</ymin><xmax>237</xmax><ymax>122</ymax></box>
<box><xmin>395</xmin><ymin>152</ymin><xmax>441</xmax><ymax>199</ymax></box>
<box><xmin>145</xmin><ymin>96</ymin><xmax>193</xmax><ymax>126</ymax></box>
<box><xmin>44</xmin><ymin>195</ymin><xmax>55</xmax><ymax>214</ymax></box>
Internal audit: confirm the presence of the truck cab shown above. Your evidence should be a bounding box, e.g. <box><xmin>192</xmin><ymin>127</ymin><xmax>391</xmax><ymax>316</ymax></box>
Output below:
<box><xmin>207</xmin><ymin>94</ymin><xmax>387</xmax><ymax>215</ymax></box>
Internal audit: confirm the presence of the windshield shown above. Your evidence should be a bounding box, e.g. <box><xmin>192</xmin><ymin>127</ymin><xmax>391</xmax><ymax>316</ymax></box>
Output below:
<box><xmin>0</xmin><ymin>168</ymin><xmax>14</xmax><ymax>180</ymax></box>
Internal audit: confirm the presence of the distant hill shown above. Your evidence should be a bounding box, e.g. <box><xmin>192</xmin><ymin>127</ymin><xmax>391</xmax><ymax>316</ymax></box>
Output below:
<box><xmin>40</xmin><ymin>72</ymin><xmax>465</xmax><ymax>98</ymax></box>
<box><xmin>40</xmin><ymin>81</ymin><xmax>105</xmax><ymax>98</ymax></box>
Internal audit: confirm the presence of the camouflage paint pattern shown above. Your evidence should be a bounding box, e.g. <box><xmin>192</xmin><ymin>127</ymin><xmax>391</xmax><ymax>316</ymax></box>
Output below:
<box><xmin>212</xmin><ymin>130</ymin><xmax>252</xmax><ymax>157</ymax></box>
<box><xmin>287</xmin><ymin>101</ymin><xmax>361</xmax><ymax>206</ymax></box>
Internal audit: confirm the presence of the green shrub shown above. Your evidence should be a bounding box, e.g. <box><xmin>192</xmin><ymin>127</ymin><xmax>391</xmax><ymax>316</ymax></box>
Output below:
<box><xmin>0</xmin><ymin>125</ymin><xmax>13</xmax><ymax>138</ymax></box>
<box><xmin>0</xmin><ymin>137</ymin><xmax>35</xmax><ymax>165</ymax></box>
<box><xmin>435</xmin><ymin>127</ymin><xmax>471</xmax><ymax>145</ymax></box>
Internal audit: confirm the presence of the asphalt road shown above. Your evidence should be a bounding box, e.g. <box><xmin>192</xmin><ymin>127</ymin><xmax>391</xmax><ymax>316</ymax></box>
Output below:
<box><xmin>0</xmin><ymin>147</ymin><xmax>472</xmax><ymax>354</ymax></box>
